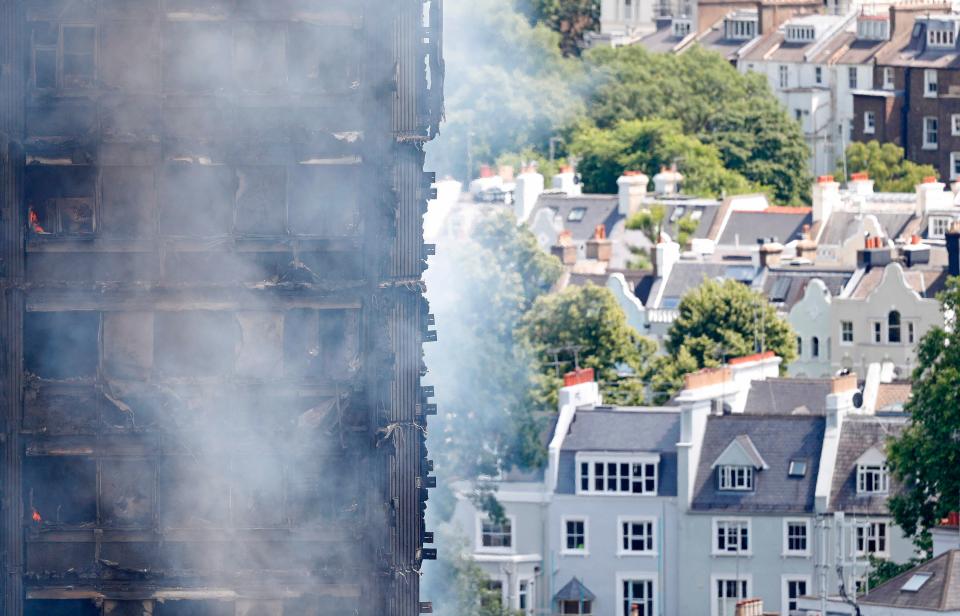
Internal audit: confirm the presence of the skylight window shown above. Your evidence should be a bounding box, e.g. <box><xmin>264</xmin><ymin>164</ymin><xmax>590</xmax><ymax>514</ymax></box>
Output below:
<box><xmin>788</xmin><ymin>460</ymin><xmax>807</xmax><ymax>477</ymax></box>
<box><xmin>901</xmin><ymin>572</ymin><xmax>933</xmax><ymax>592</ymax></box>
<box><xmin>567</xmin><ymin>207</ymin><xmax>586</xmax><ymax>222</ymax></box>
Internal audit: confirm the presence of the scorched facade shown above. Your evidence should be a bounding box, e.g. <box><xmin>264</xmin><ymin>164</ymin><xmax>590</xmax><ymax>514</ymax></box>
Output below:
<box><xmin>0</xmin><ymin>0</ymin><xmax>442</xmax><ymax>614</ymax></box>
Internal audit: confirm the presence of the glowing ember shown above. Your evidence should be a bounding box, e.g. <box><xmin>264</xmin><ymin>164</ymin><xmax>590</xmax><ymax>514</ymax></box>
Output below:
<box><xmin>28</xmin><ymin>208</ymin><xmax>46</xmax><ymax>234</ymax></box>
<box><xmin>31</xmin><ymin>509</ymin><xmax>41</xmax><ymax>523</ymax></box>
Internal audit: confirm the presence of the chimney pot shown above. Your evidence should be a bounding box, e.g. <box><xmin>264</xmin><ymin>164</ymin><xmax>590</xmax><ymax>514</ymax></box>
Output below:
<box><xmin>564</xmin><ymin>368</ymin><xmax>595</xmax><ymax>387</ymax></box>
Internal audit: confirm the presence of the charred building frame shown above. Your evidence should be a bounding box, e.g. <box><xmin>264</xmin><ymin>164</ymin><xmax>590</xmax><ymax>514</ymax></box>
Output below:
<box><xmin>0</xmin><ymin>0</ymin><xmax>442</xmax><ymax>614</ymax></box>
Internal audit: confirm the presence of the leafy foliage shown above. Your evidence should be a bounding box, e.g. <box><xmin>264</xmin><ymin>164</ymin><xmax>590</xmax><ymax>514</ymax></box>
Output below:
<box><xmin>425</xmin><ymin>211</ymin><xmax>563</xmax><ymax>496</ymax></box>
<box><xmin>517</xmin><ymin>283</ymin><xmax>657</xmax><ymax>408</ymax></box>
<box><xmin>427</xmin><ymin>531</ymin><xmax>522</xmax><ymax>616</ymax></box>
<box><xmin>888</xmin><ymin>278</ymin><xmax>960</xmax><ymax>541</ymax></box>
<box><xmin>581</xmin><ymin>45</ymin><xmax>810</xmax><ymax>203</ymax></box>
<box><xmin>651</xmin><ymin>279</ymin><xmax>797</xmax><ymax>401</ymax></box>
<box><xmin>426</xmin><ymin>0</ymin><xmax>585</xmax><ymax>183</ymax></box>
<box><xmin>867</xmin><ymin>556</ymin><xmax>923</xmax><ymax>589</ymax></box>
<box><xmin>522</xmin><ymin>0</ymin><xmax>601</xmax><ymax>56</ymax></box>
<box><xmin>840</xmin><ymin>141</ymin><xmax>938</xmax><ymax>192</ymax></box>
<box><xmin>570</xmin><ymin>118</ymin><xmax>754</xmax><ymax>198</ymax></box>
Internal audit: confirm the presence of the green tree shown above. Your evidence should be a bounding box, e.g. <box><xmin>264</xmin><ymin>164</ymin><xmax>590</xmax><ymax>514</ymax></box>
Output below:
<box><xmin>581</xmin><ymin>45</ymin><xmax>810</xmax><ymax>203</ymax></box>
<box><xmin>426</xmin><ymin>531</ymin><xmax>522</xmax><ymax>616</ymax></box>
<box><xmin>840</xmin><ymin>141</ymin><xmax>938</xmax><ymax>192</ymax></box>
<box><xmin>867</xmin><ymin>556</ymin><xmax>923</xmax><ymax>589</ymax></box>
<box><xmin>516</xmin><ymin>283</ymin><xmax>657</xmax><ymax>408</ymax></box>
<box><xmin>426</xmin><ymin>0</ymin><xmax>585</xmax><ymax>183</ymax></box>
<box><xmin>424</xmin><ymin>211</ymin><xmax>562</xmax><ymax>491</ymax></box>
<box><xmin>652</xmin><ymin>278</ymin><xmax>797</xmax><ymax>401</ymax></box>
<box><xmin>570</xmin><ymin>118</ymin><xmax>754</xmax><ymax>198</ymax></box>
<box><xmin>522</xmin><ymin>0</ymin><xmax>601</xmax><ymax>56</ymax></box>
<box><xmin>888</xmin><ymin>278</ymin><xmax>960</xmax><ymax>542</ymax></box>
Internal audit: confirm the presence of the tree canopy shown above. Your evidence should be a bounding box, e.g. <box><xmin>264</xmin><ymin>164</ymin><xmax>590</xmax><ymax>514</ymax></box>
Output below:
<box><xmin>570</xmin><ymin>118</ymin><xmax>754</xmax><ymax>198</ymax></box>
<box><xmin>517</xmin><ymin>283</ymin><xmax>657</xmax><ymax>408</ymax></box>
<box><xmin>426</xmin><ymin>0</ymin><xmax>584</xmax><ymax>183</ymax></box>
<box><xmin>579</xmin><ymin>45</ymin><xmax>811</xmax><ymax>203</ymax></box>
<box><xmin>522</xmin><ymin>0</ymin><xmax>601</xmax><ymax>56</ymax></box>
<box><xmin>888</xmin><ymin>278</ymin><xmax>960</xmax><ymax>543</ymax></box>
<box><xmin>651</xmin><ymin>278</ymin><xmax>797</xmax><ymax>400</ymax></box>
<box><xmin>840</xmin><ymin>141</ymin><xmax>938</xmax><ymax>192</ymax></box>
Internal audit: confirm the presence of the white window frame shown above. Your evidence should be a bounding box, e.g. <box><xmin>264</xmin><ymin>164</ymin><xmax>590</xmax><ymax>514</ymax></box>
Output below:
<box><xmin>857</xmin><ymin>463</ymin><xmax>889</xmax><ymax>494</ymax></box>
<box><xmin>713</xmin><ymin>517</ymin><xmax>752</xmax><ymax>556</ymax></box>
<box><xmin>815</xmin><ymin>66</ymin><xmax>822</xmax><ymax>84</ymax></box>
<box><xmin>871</xmin><ymin>320</ymin><xmax>882</xmax><ymax>343</ymax></box>
<box><xmin>561</xmin><ymin>515</ymin><xmax>589</xmax><ymax>555</ymax></box>
<box><xmin>849</xmin><ymin>66</ymin><xmax>858</xmax><ymax>89</ymax></box>
<box><xmin>841</xmin><ymin>320</ymin><xmax>854</xmax><ymax>345</ymax></box>
<box><xmin>718</xmin><ymin>465</ymin><xmax>754</xmax><ymax>491</ymax></box>
<box><xmin>864</xmin><ymin>111</ymin><xmax>876</xmax><ymax>134</ymax></box>
<box><xmin>779</xmin><ymin>65</ymin><xmax>789</xmax><ymax>89</ymax></box>
<box><xmin>783</xmin><ymin>518</ymin><xmax>811</xmax><ymax>556</ymax></box>
<box><xmin>925</xmin><ymin>69</ymin><xmax>938</xmax><ymax>97</ymax></box>
<box><xmin>618</xmin><ymin>516</ymin><xmax>658</xmax><ymax>556</ymax></box>
<box><xmin>927</xmin><ymin>28</ymin><xmax>956</xmax><ymax>49</ymax></box>
<box><xmin>855</xmin><ymin>520</ymin><xmax>890</xmax><ymax>557</ymax></box>
<box><xmin>576</xmin><ymin>453</ymin><xmax>659</xmax><ymax>496</ymax></box>
<box><xmin>781</xmin><ymin>575</ymin><xmax>812</xmax><ymax>616</ymax></box>
<box><xmin>517</xmin><ymin>578</ymin><xmax>532</xmax><ymax>614</ymax></box>
<box><xmin>476</xmin><ymin>514</ymin><xmax>516</xmax><ymax>554</ymax></box>
<box><xmin>883</xmin><ymin>66</ymin><xmax>894</xmax><ymax>89</ymax></box>
<box><xmin>711</xmin><ymin>575</ymin><xmax>753</xmax><ymax>616</ymax></box>
<box><xmin>951</xmin><ymin>155</ymin><xmax>960</xmax><ymax>182</ymax></box>
<box><xmin>617</xmin><ymin>573</ymin><xmax>658</xmax><ymax>616</ymax></box>
<box><xmin>908</xmin><ymin>320</ymin><xmax>917</xmax><ymax>344</ymax></box>
<box><xmin>931</xmin><ymin>215</ymin><xmax>955</xmax><ymax>237</ymax></box>
<box><xmin>923</xmin><ymin>116</ymin><xmax>939</xmax><ymax>149</ymax></box>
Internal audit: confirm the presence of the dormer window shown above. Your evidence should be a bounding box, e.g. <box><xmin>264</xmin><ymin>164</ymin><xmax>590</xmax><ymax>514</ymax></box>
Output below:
<box><xmin>857</xmin><ymin>463</ymin><xmax>889</xmax><ymax>493</ymax></box>
<box><xmin>785</xmin><ymin>25</ymin><xmax>816</xmax><ymax>43</ymax></box>
<box><xmin>725</xmin><ymin>18</ymin><xmax>757</xmax><ymax>40</ymax></box>
<box><xmin>856</xmin><ymin>446</ymin><xmax>889</xmax><ymax>494</ymax></box>
<box><xmin>673</xmin><ymin>19</ymin><xmax>692</xmax><ymax>37</ymax></box>
<box><xmin>857</xmin><ymin>18</ymin><xmax>889</xmax><ymax>41</ymax></box>
<box><xmin>927</xmin><ymin>26</ymin><xmax>956</xmax><ymax>49</ymax></box>
<box><xmin>577</xmin><ymin>454</ymin><xmax>659</xmax><ymax>495</ymax></box>
<box><xmin>712</xmin><ymin>435</ymin><xmax>768</xmax><ymax>492</ymax></box>
<box><xmin>718</xmin><ymin>465</ymin><xmax>754</xmax><ymax>490</ymax></box>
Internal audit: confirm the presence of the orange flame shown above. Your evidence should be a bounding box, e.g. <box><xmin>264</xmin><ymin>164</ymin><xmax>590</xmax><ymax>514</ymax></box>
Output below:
<box><xmin>31</xmin><ymin>509</ymin><xmax>41</xmax><ymax>523</ymax></box>
<box><xmin>29</xmin><ymin>208</ymin><xmax>45</xmax><ymax>234</ymax></box>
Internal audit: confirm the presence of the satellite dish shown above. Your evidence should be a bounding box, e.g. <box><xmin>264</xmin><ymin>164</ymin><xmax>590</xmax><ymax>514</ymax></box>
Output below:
<box><xmin>853</xmin><ymin>391</ymin><xmax>864</xmax><ymax>409</ymax></box>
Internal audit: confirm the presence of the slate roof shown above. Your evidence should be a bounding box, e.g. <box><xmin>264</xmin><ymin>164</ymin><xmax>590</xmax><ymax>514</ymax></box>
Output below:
<box><xmin>531</xmin><ymin>194</ymin><xmax>620</xmax><ymax>242</ymax></box>
<box><xmin>556</xmin><ymin>408</ymin><xmax>680</xmax><ymax>496</ymax></box>
<box><xmin>759</xmin><ymin>267</ymin><xmax>853</xmax><ymax>310</ymax></box>
<box><xmin>877</xmin><ymin>12</ymin><xmax>960</xmax><ymax>69</ymax></box>
<box><xmin>690</xmin><ymin>415</ymin><xmax>825</xmax><ymax>513</ymax></box>
<box><xmin>850</xmin><ymin>264</ymin><xmax>949</xmax><ymax>299</ymax></box>
<box><xmin>560</xmin><ymin>408</ymin><xmax>680</xmax><ymax>452</ymax></box>
<box><xmin>692</xmin><ymin>13</ymin><xmax>759</xmax><ymax>62</ymax></box>
<box><xmin>718</xmin><ymin>208</ymin><xmax>813</xmax><ymax>247</ymax></box>
<box><xmin>740</xmin><ymin>15</ymin><xmax>846</xmax><ymax>63</ymax></box>
<box><xmin>649</xmin><ymin>260</ymin><xmax>758</xmax><ymax>308</ymax></box>
<box><xmin>637</xmin><ymin>23</ymin><xmax>691</xmax><ymax>53</ymax></box>
<box><xmin>829</xmin><ymin>416</ymin><xmax>908</xmax><ymax>514</ymax></box>
<box><xmin>861</xmin><ymin>550</ymin><xmax>960</xmax><ymax>611</ymax></box>
<box><xmin>555</xmin><ymin>577</ymin><xmax>597</xmax><ymax>602</ymax></box>
<box><xmin>741</xmin><ymin>378</ymin><xmax>835</xmax><ymax>416</ymax></box>
<box><xmin>818</xmin><ymin>211</ymin><xmax>917</xmax><ymax>246</ymax></box>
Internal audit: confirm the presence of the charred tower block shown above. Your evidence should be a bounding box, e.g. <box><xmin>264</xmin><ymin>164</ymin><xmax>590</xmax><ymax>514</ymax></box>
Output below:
<box><xmin>0</xmin><ymin>1</ymin><xmax>442</xmax><ymax>615</ymax></box>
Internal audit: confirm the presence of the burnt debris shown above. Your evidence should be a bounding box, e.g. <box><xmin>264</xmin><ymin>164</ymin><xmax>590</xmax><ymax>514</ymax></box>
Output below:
<box><xmin>0</xmin><ymin>0</ymin><xmax>442</xmax><ymax>614</ymax></box>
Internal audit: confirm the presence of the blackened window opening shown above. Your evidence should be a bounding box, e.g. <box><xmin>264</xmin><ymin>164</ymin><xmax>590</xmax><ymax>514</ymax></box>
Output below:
<box><xmin>24</xmin><ymin>311</ymin><xmax>100</xmax><ymax>379</ymax></box>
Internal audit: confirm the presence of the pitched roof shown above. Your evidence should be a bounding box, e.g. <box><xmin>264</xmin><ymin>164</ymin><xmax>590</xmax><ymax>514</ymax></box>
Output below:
<box><xmin>531</xmin><ymin>194</ymin><xmax>621</xmax><ymax>242</ymax></box>
<box><xmin>691</xmin><ymin>415</ymin><xmax>825</xmax><ymax>513</ymax></box>
<box><xmin>560</xmin><ymin>408</ymin><xmax>680</xmax><ymax>453</ymax></box>
<box><xmin>554</xmin><ymin>577</ymin><xmax>597</xmax><ymax>602</ymax></box>
<box><xmin>742</xmin><ymin>378</ymin><xmax>836</xmax><ymax>416</ymax></box>
<box><xmin>760</xmin><ymin>268</ymin><xmax>853</xmax><ymax>309</ymax></box>
<box><xmin>718</xmin><ymin>209</ymin><xmax>813</xmax><ymax>247</ymax></box>
<box><xmin>829</xmin><ymin>416</ymin><xmax>908</xmax><ymax>513</ymax></box>
<box><xmin>711</xmin><ymin>434</ymin><xmax>770</xmax><ymax>469</ymax></box>
<box><xmin>817</xmin><ymin>211</ymin><xmax>917</xmax><ymax>246</ymax></box>
<box><xmin>861</xmin><ymin>550</ymin><xmax>960</xmax><ymax>611</ymax></box>
<box><xmin>849</xmin><ymin>264</ymin><xmax>949</xmax><ymax>299</ymax></box>
<box><xmin>652</xmin><ymin>260</ymin><xmax>758</xmax><ymax>308</ymax></box>
<box><xmin>876</xmin><ymin>381</ymin><xmax>913</xmax><ymax>412</ymax></box>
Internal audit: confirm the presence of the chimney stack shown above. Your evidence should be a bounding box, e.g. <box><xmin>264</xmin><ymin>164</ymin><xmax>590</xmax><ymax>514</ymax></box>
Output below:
<box><xmin>552</xmin><ymin>166</ymin><xmax>582</xmax><ymax>196</ymax></box>
<box><xmin>848</xmin><ymin>171</ymin><xmax>875</xmax><ymax>195</ymax></box>
<box><xmin>916</xmin><ymin>176</ymin><xmax>950</xmax><ymax>216</ymax></box>
<box><xmin>585</xmin><ymin>224</ymin><xmax>613</xmax><ymax>262</ymax></box>
<box><xmin>654</xmin><ymin>239</ymin><xmax>680</xmax><ymax>281</ymax></box>
<box><xmin>796</xmin><ymin>224</ymin><xmax>817</xmax><ymax>261</ymax></box>
<box><xmin>947</xmin><ymin>222</ymin><xmax>960</xmax><ymax>277</ymax></box>
<box><xmin>812</xmin><ymin>175</ymin><xmax>840</xmax><ymax>224</ymax></box>
<box><xmin>551</xmin><ymin>230</ymin><xmax>577</xmax><ymax>265</ymax></box>
<box><xmin>653</xmin><ymin>165</ymin><xmax>683</xmax><ymax>195</ymax></box>
<box><xmin>758</xmin><ymin>238</ymin><xmax>783</xmax><ymax>269</ymax></box>
<box><xmin>514</xmin><ymin>167</ymin><xmax>545</xmax><ymax>223</ymax></box>
<box><xmin>618</xmin><ymin>171</ymin><xmax>648</xmax><ymax>216</ymax></box>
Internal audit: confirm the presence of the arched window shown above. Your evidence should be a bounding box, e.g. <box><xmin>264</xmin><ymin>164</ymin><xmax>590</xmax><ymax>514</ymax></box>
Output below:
<box><xmin>888</xmin><ymin>311</ymin><xmax>901</xmax><ymax>343</ymax></box>
<box><xmin>812</xmin><ymin>337</ymin><xmax>820</xmax><ymax>358</ymax></box>
<box><xmin>797</xmin><ymin>336</ymin><xmax>803</xmax><ymax>357</ymax></box>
